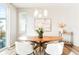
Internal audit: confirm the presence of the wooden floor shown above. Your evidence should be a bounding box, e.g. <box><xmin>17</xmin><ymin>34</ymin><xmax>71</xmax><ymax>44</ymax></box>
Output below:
<box><xmin>63</xmin><ymin>44</ymin><xmax>79</xmax><ymax>55</ymax></box>
<box><xmin>63</xmin><ymin>45</ymin><xmax>73</xmax><ymax>55</ymax></box>
<box><xmin>73</xmin><ymin>46</ymin><xmax>79</xmax><ymax>52</ymax></box>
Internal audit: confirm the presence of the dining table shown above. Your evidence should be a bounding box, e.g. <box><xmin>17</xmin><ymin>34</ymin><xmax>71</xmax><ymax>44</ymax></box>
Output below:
<box><xmin>27</xmin><ymin>36</ymin><xmax>63</xmax><ymax>54</ymax></box>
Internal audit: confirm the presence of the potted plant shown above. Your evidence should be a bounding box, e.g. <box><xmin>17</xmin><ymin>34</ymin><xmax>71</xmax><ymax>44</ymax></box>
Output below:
<box><xmin>35</xmin><ymin>28</ymin><xmax>44</xmax><ymax>38</ymax></box>
<box><xmin>0</xmin><ymin>25</ymin><xmax>5</xmax><ymax>39</ymax></box>
<box><xmin>0</xmin><ymin>32</ymin><xmax>5</xmax><ymax>39</ymax></box>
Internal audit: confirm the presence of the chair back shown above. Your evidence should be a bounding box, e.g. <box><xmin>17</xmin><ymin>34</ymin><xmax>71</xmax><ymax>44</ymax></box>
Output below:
<box><xmin>15</xmin><ymin>41</ymin><xmax>33</xmax><ymax>55</ymax></box>
<box><xmin>45</xmin><ymin>42</ymin><xmax>64</xmax><ymax>55</ymax></box>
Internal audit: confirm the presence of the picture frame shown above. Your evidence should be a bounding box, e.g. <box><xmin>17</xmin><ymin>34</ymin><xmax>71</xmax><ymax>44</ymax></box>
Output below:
<box><xmin>34</xmin><ymin>18</ymin><xmax>52</xmax><ymax>32</ymax></box>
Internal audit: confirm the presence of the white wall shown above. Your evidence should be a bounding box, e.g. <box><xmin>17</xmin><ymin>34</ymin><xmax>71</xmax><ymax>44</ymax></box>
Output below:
<box><xmin>6</xmin><ymin>4</ymin><xmax>17</xmax><ymax>47</ymax></box>
<box><xmin>18</xmin><ymin>5</ymin><xmax>79</xmax><ymax>46</ymax></box>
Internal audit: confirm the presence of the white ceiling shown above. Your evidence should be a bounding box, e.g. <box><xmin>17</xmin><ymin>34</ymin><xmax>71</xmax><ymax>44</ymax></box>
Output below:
<box><xmin>13</xmin><ymin>3</ymin><xmax>79</xmax><ymax>8</ymax></box>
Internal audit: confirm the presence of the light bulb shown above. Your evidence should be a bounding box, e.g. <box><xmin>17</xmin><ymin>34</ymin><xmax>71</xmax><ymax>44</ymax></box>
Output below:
<box><xmin>44</xmin><ymin>9</ymin><xmax>48</xmax><ymax>17</ymax></box>
<box><xmin>34</xmin><ymin>9</ymin><xmax>38</xmax><ymax>17</ymax></box>
<box><xmin>38</xmin><ymin>13</ymin><xmax>42</xmax><ymax>18</ymax></box>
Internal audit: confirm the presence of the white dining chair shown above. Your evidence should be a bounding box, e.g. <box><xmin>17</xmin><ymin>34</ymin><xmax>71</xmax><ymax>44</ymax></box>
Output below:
<box><xmin>15</xmin><ymin>41</ymin><xmax>35</xmax><ymax>55</ymax></box>
<box><xmin>45</xmin><ymin>42</ymin><xmax>64</xmax><ymax>55</ymax></box>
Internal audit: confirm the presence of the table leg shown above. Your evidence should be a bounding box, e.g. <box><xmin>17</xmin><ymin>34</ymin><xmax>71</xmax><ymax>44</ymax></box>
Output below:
<box><xmin>39</xmin><ymin>41</ymin><xmax>42</xmax><ymax>55</ymax></box>
<box><xmin>39</xmin><ymin>46</ymin><xmax>41</xmax><ymax>55</ymax></box>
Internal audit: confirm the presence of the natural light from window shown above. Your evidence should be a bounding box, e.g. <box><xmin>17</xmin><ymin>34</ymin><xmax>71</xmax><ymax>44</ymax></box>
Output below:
<box><xmin>0</xmin><ymin>4</ymin><xmax>6</xmax><ymax>49</ymax></box>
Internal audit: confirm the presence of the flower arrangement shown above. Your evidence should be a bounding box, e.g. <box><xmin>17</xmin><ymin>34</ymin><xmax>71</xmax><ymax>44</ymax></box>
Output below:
<box><xmin>35</xmin><ymin>28</ymin><xmax>44</xmax><ymax>38</ymax></box>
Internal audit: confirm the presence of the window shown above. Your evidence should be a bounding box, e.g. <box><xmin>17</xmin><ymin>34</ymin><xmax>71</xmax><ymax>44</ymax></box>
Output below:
<box><xmin>0</xmin><ymin>4</ymin><xmax>6</xmax><ymax>49</ymax></box>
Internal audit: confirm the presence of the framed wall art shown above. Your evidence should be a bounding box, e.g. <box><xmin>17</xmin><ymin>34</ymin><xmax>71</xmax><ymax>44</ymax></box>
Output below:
<box><xmin>34</xmin><ymin>18</ymin><xmax>52</xmax><ymax>32</ymax></box>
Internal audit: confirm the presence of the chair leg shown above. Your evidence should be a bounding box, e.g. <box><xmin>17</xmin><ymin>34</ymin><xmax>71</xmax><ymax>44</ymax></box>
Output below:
<box><xmin>44</xmin><ymin>51</ymin><xmax>50</xmax><ymax>55</ymax></box>
<box><xmin>33</xmin><ymin>52</ymin><xmax>35</xmax><ymax>55</ymax></box>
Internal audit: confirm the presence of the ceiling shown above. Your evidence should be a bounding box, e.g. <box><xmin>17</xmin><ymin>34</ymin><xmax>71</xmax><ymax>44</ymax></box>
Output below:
<box><xmin>13</xmin><ymin>3</ymin><xmax>79</xmax><ymax>8</ymax></box>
